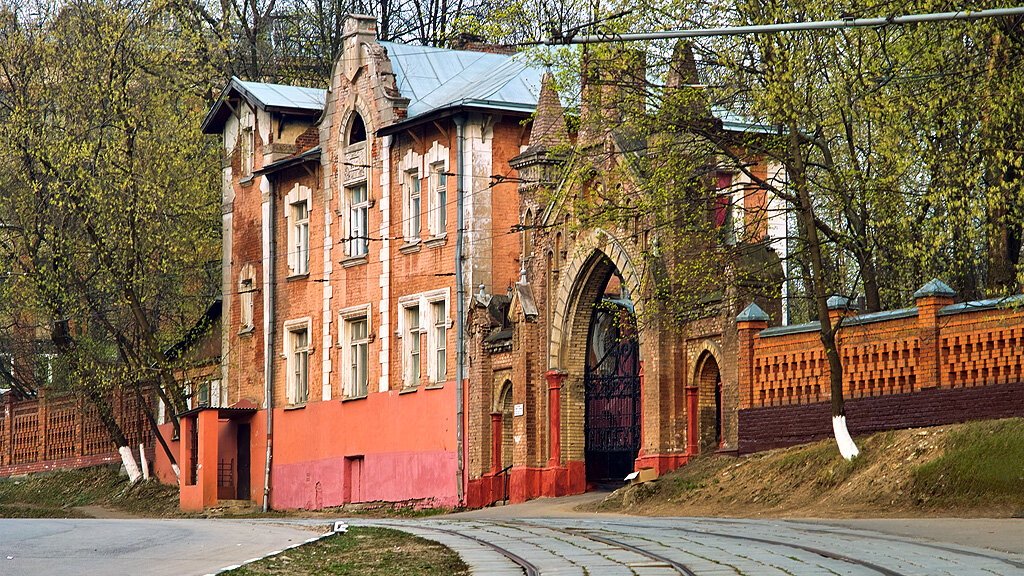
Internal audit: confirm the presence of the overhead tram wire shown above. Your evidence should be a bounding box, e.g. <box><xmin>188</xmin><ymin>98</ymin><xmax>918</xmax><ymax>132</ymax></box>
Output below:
<box><xmin>544</xmin><ymin>6</ymin><xmax>1024</xmax><ymax>44</ymax></box>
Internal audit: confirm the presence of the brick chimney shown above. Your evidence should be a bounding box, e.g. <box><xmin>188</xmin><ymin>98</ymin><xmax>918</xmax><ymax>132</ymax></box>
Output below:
<box><xmin>342</xmin><ymin>14</ymin><xmax>377</xmax><ymax>80</ymax></box>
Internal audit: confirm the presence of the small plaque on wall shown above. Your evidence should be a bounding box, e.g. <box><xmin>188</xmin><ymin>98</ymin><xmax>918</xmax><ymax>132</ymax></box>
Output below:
<box><xmin>513</xmin><ymin>403</ymin><xmax>525</xmax><ymax>417</ymax></box>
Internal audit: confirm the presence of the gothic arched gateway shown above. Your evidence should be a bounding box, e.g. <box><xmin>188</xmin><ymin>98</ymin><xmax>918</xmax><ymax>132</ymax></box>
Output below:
<box><xmin>583</xmin><ymin>274</ymin><xmax>641</xmax><ymax>482</ymax></box>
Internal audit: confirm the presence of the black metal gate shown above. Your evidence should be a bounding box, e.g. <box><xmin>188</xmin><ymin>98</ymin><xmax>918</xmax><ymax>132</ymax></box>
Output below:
<box><xmin>584</xmin><ymin>304</ymin><xmax>641</xmax><ymax>483</ymax></box>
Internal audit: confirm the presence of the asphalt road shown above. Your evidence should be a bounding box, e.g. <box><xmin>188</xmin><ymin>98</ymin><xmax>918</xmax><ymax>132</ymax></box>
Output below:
<box><xmin>0</xmin><ymin>518</ymin><xmax>322</xmax><ymax>576</ymax></box>
<box><xmin>3</xmin><ymin>504</ymin><xmax>1022</xmax><ymax>575</ymax></box>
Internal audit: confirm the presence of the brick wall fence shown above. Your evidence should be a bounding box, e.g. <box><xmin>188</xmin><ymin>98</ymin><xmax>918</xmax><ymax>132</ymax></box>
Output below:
<box><xmin>0</xmin><ymin>391</ymin><xmax>152</xmax><ymax>476</ymax></box>
<box><xmin>735</xmin><ymin>280</ymin><xmax>1024</xmax><ymax>453</ymax></box>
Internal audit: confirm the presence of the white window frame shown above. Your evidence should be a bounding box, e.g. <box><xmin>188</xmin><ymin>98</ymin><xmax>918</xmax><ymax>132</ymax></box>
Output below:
<box><xmin>405</xmin><ymin>169</ymin><xmax>421</xmax><ymax>241</ymax></box>
<box><xmin>430</xmin><ymin>163</ymin><xmax>447</xmax><ymax>237</ymax></box>
<box><xmin>423</xmin><ymin>140</ymin><xmax>449</xmax><ymax>238</ymax></box>
<box><xmin>239</xmin><ymin>108</ymin><xmax>255</xmax><ymax>177</ymax></box>
<box><xmin>284</xmin><ymin>184</ymin><xmax>312</xmax><ymax>276</ymax></box>
<box><xmin>283</xmin><ymin>317</ymin><xmax>312</xmax><ymax>405</ymax></box>
<box><xmin>432</xmin><ymin>300</ymin><xmax>447</xmax><ymax>384</ymax></box>
<box><xmin>348</xmin><ymin>183</ymin><xmax>369</xmax><ymax>257</ymax></box>
<box><xmin>239</xmin><ymin>264</ymin><xmax>255</xmax><ymax>332</ymax></box>
<box><xmin>405</xmin><ymin>305</ymin><xmax>421</xmax><ymax>387</ymax></box>
<box><xmin>35</xmin><ymin>353</ymin><xmax>56</xmax><ymax>386</ymax></box>
<box><xmin>293</xmin><ymin>201</ymin><xmax>309</xmax><ymax>274</ymax></box>
<box><xmin>397</xmin><ymin>288</ymin><xmax>451</xmax><ymax>388</ymax></box>
<box><xmin>339</xmin><ymin>304</ymin><xmax>372</xmax><ymax>398</ymax></box>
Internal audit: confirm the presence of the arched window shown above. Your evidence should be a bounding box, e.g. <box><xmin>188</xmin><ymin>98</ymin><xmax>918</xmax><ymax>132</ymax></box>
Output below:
<box><xmin>347</xmin><ymin>112</ymin><xmax>366</xmax><ymax>146</ymax></box>
<box><xmin>522</xmin><ymin>209</ymin><xmax>534</xmax><ymax>258</ymax></box>
<box><xmin>498</xmin><ymin>382</ymin><xmax>514</xmax><ymax>469</ymax></box>
<box><xmin>554</xmin><ymin>231</ymin><xmax>563</xmax><ymax>269</ymax></box>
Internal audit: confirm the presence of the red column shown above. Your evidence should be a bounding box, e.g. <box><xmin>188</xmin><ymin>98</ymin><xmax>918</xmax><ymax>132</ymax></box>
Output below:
<box><xmin>685</xmin><ymin>386</ymin><xmax>699</xmax><ymax>455</ymax></box>
<box><xmin>546</xmin><ymin>370</ymin><xmax>565</xmax><ymax>468</ymax></box>
<box><xmin>914</xmin><ymin>281</ymin><xmax>955</xmax><ymax>391</ymax></box>
<box><xmin>490</xmin><ymin>412</ymin><xmax>502</xmax><ymax>474</ymax></box>
<box><xmin>197</xmin><ymin>410</ymin><xmax>219</xmax><ymax>508</ymax></box>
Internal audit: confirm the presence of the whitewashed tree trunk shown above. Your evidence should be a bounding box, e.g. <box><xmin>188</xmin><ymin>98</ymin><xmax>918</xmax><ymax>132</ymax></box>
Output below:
<box><xmin>118</xmin><ymin>445</ymin><xmax>143</xmax><ymax>484</ymax></box>
<box><xmin>172</xmin><ymin>463</ymin><xmax>181</xmax><ymax>484</ymax></box>
<box><xmin>138</xmin><ymin>444</ymin><xmax>150</xmax><ymax>481</ymax></box>
<box><xmin>832</xmin><ymin>415</ymin><xmax>860</xmax><ymax>460</ymax></box>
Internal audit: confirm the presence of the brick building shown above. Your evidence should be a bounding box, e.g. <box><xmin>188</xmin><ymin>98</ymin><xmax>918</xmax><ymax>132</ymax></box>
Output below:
<box><xmin>187</xmin><ymin>16</ymin><xmax>1024</xmax><ymax>512</ymax></box>
<box><xmin>465</xmin><ymin>47</ymin><xmax>789</xmax><ymax>505</ymax></box>
<box><xmin>191</xmin><ymin>14</ymin><xmax>539</xmax><ymax>511</ymax></box>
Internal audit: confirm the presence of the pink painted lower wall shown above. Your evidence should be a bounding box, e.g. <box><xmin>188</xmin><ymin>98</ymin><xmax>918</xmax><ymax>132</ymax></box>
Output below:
<box><xmin>261</xmin><ymin>387</ymin><xmax>459</xmax><ymax>510</ymax></box>
<box><xmin>272</xmin><ymin>450</ymin><xmax>457</xmax><ymax>509</ymax></box>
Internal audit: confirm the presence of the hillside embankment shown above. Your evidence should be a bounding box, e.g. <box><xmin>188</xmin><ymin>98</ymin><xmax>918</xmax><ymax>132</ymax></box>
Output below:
<box><xmin>585</xmin><ymin>418</ymin><xmax>1024</xmax><ymax>518</ymax></box>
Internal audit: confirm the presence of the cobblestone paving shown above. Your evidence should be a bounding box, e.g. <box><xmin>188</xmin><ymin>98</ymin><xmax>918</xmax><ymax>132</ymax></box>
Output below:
<box><xmin>356</xmin><ymin>517</ymin><xmax>1024</xmax><ymax>576</ymax></box>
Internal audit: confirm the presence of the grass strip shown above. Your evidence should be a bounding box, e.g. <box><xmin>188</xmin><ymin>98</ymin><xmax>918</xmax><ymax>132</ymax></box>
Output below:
<box><xmin>223</xmin><ymin>526</ymin><xmax>470</xmax><ymax>576</ymax></box>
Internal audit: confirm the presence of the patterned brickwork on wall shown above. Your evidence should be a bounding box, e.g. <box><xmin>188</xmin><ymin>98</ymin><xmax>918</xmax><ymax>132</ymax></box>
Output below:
<box><xmin>82</xmin><ymin>404</ymin><xmax>110</xmax><ymax>456</ymax></box>
<box><xmin>12</xmin><ymin>404</ymin><xmax>39</xmax><ymax>464</ymax></box>
<box><xmin>1</xmin><ymin>392</ymin><xmax>152</xmax><ymax>473</ymax></box>
<box><xmin>939</xmin><ymin>312</ymin><xmax>1024</xmax><ymax>388</ymax></box>
<box><xmin>737</xmin><ymin>379</ymin><xmax>1024</xmax><ymax>454</ymax></box>
<box><xmin>45</xmin><ymin>404</ymin><xmax>77</xmax><ymax>460</ymax></box>
<box><xmin>744</xmin><ymin>298</ymin><xmax>1024</xmax><ymax>412</ymax></box>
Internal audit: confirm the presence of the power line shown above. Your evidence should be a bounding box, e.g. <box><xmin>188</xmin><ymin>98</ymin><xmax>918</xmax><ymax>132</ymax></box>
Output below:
<box><xmin>549</xmin><ymin>6</ymin><xmax>1024</xmax><ymax>44</ymax></box>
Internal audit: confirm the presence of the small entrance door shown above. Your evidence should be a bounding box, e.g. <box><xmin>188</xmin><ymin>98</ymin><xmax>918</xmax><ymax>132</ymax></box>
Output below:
<box><xmin>584</xmin><ymin>302</ymin><xmax>641</xmax><ymax>483</ymax></box>
<box><xmin>236</xmin><ymin>423</ymin><xmax>251</xmax><ymax>500</ymax></box>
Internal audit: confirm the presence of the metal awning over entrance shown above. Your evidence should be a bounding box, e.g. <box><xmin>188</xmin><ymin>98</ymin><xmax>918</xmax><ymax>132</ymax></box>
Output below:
<box><xmin>177</xmin><ymin>405</ymin><xmax>256</xmax><ymax>420</ymax></box>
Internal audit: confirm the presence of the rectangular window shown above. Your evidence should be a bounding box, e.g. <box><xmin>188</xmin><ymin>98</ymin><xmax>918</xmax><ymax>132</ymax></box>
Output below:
<box><xmin>433</xmin><ymin>301</ymin><xmax>446</xmax><ymax>383</ymax></box>
<box><xmin>197</xmin><ymin>382</ymin><xmax>211</xmax><ymax>407</ymax></box>
<box><xmin>406</xmin><ymin>306</ymin><xmax>420</xmax><ymax>387</ymax></box>
<box><xmin>293</xmin><ymin>201</ymin><xmax>309</xmax><ymax>274</ymax></box>
<box><xmin>434</xmin><ymin>167</ymin><xmax>447</xmax><ymax>234</ymax></box>
<box><xmin>240</xmin><ymin>276</ymin><xmax>254</xmax><ymax>331</ymax></box>
<box><xmin>289</xmin><ymin>326</ymin><xmax>309</xmax><ymax>404</ymax></box>
<box><xmin>349</xmin><ymin>184</ymin><xmax>368</xmax><ymax>256</ymax></box>
<box><xmin>349</xmin><ymin>318</ymin><xmax>368</xmax><ymax>397</ymax></box>
<box><xmin>409</xmin><ymin>171</ymin><xmax>421</xmax><ymax>240</ymax></box>
<box><xmin>241</xmin><ymin>127</ymin><xmax>254</xmax><ymax>175</ymax></box>
<box><xmin>35</xmin><ymin>353</ymin><xmax>55</xmax><ymax>387</ymax></box>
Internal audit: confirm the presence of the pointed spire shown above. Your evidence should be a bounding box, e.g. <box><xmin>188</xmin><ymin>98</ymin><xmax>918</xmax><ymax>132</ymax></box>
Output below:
<box><xmin>666</xmin><ymin>41</ymin><xmax>699</xmax><ymax>89</ymax></box>
<box><xmin>529</xmin><ymin>71</ymin><xmax>570</xmax><ymax>150</ymax></box>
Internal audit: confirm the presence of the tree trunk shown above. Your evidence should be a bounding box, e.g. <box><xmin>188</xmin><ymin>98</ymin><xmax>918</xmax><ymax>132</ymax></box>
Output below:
<box><xmin>788</xmin><ymin>125</ymin><xmax>859</xmax><ymax>460</ymax></box>
<box><xmin>85</xmin><ymin>388</ymin><xmax>142</xmax><ymax>483</ymax></box>
<box><xmin>854</xmin><ymin>244</ymin><xmax>882</xmax><ymax>313</ymax></box>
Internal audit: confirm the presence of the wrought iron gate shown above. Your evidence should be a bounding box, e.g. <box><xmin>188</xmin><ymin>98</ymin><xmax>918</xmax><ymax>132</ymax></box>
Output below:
<box><xmin>584</xmin><ymin>305</ymin><xmax>641</xmax><ymax>483</ymax></box>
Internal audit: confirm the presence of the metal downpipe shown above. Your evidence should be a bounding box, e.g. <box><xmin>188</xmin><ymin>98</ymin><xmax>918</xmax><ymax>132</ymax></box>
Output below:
<box><xmin>454</xmin><ymin>114</ymin><xmax>466</xmax><ymax>505</ymax></box>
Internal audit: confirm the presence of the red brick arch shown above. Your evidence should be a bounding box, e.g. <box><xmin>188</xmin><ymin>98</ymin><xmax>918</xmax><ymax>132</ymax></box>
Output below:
<box><xmin>548</xmin><ymin>229</ymin><xmax>646</xmax><ymax>464</ymax></box>
<box><xmin>548</xmin><ymin>229</ymin><xmax>644</xmax><ymax>371</ymax></box>
<box><xmin>693</xmin><ymin>342</ymin><xmax>725</xmax><ymax>452</ymax></box>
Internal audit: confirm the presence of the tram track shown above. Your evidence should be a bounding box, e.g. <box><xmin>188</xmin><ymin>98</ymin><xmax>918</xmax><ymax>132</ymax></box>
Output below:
<box><xmin>561</xmin><ymin>528</ymin><xmax>699</xmax><ymax>575</ymax></box>
<box><xmin>372</xmin><ymin>523</ymin><xmax>540</xmax><ymax>576</ymax></box>
<box><xmin>782</xmin><ymin>523</ymin><xmax>1024</xmax><ymax>571</ymax></box>
<box><xmin>585</xmin><ymin>521</ymin><xmax>912</xmax><ymax>575</ymax></box>
<box><xmin>370</xmin><ymin>518</ymin><xmax>1023</xmax><ymax>576</ymax></box>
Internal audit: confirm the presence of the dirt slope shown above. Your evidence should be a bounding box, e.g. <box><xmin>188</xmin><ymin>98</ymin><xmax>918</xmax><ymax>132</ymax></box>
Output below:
<box><xmin>585</xmin><ymin>418</ymin><xmax>1024</xmax><ymax>518</ymax></box>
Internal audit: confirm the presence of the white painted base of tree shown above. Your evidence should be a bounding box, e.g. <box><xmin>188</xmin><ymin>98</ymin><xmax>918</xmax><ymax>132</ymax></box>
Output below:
<box><xmin>118</xmin><ymin>445</ymin><xmax>143</xmax><ymax>484</ymax></box>
<box><xmin>172</xmin><ymin>463</ymin><xmax>180</xmax><ymax>484</ymax></box>
<box><xmin>832</xmin><ymin>415</ymin><xmax>860</xmax><ymax>460</ymax></box>
<box><xmin>139</xmin><ymin>443</ymin><xmax>150</xmax><ymax>481</ymax></box>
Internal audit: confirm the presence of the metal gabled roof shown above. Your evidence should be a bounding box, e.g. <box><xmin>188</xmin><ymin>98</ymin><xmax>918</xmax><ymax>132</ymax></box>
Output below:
<box><xmin>380</xmin><ymin>42</ymin><xmax>541</xmax><ymax>122</ymax></box>
<box><xmin>201</xmin><ymin>77</ymin><xmax>327</xmax><ymax>134</ymax></box>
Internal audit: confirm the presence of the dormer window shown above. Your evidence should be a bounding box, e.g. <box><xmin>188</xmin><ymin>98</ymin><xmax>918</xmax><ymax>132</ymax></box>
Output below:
<box><xmin>348</xmin><ymin>112</ymin><xmax>366</xmax><ymax>146</ymax></box>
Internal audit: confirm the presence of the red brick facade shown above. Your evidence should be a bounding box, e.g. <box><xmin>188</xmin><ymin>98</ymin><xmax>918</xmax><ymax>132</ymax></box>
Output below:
<box><xmin>0</xmin><ymin>391</ymin><xmax>151</xmax><ymax>475</ymax></box>
<box><xmin>736</xmin><ymin>287</ymin><xmax>1024</xmax><ymax>452</ymax></box>
<box><xmin>194</xmin><ymin>15</ymin><xmax>537</xmax><ymax>511</ymax></box>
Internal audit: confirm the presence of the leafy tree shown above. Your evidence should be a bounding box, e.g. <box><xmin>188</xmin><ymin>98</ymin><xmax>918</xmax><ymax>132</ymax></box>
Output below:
<box><xmin>535</xmin><ymin>0</ymin><xmax>1024</xmax><ymax>459</ymax></box>
<box><xmin>0</xmin><ymin>0</ymin><xmax>220</xmax><ymax>480</ymax></box>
